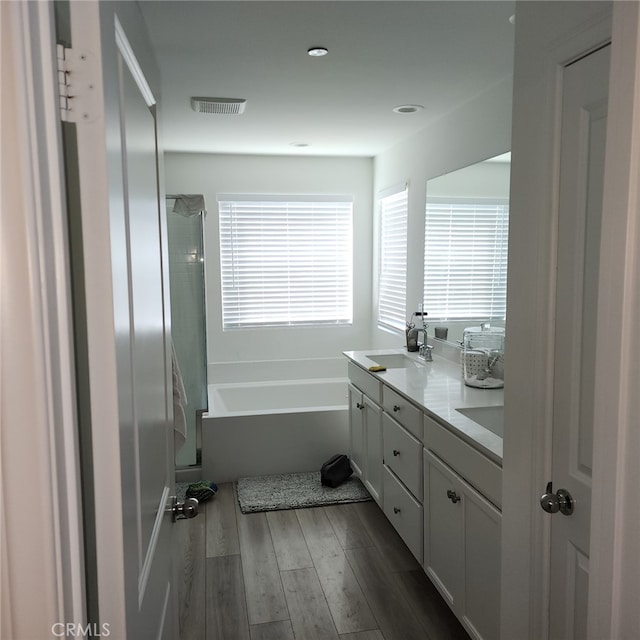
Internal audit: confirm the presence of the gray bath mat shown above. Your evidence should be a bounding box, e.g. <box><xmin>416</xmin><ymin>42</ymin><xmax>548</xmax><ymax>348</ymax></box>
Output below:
<box><xmin>236</xmin><ymin>471</ymin><xmax>371</xmax><ymax>514</ymax></box>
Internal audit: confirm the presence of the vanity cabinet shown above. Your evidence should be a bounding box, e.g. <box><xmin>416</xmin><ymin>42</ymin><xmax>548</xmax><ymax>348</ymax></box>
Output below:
<box><xmin>347</xmin><ymin>364</ymin><xmax>383</xmax><ymax>506</ymax></box>
<box><xmin>424</xmin><ymin>425</ymin><xmax>502</xmax><ymax>640</ymax></box>
<box><xmin>345</xmin><ymin>351</ymin><xmax>503</xmax><ymax>640</ymax></box>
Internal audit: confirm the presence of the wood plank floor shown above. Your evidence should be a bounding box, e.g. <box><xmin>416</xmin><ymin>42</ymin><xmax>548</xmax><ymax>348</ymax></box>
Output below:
<box><xmin>178</xmin><ymin>483</ymin><xmax>470</xmax><ymax>640</ymax></box>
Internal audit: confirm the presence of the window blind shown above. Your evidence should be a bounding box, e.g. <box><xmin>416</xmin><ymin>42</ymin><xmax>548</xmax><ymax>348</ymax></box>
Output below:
<box><xmin>377</xmin><ymin>185</ymin><xmax>408</xmax><ymax>332</ymax></box>
<box><xmin>218</xmin><ymin>195</ymin><xmax>353</xmax><ymax>328</ymax></box>
<box><xmin>423</xmin><ymin>198</ymin><xmax>509</xmax><ymax>320</ymax></box>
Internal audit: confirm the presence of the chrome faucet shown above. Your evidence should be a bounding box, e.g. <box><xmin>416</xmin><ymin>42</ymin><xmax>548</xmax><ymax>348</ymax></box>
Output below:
<box><xmin>418</xmin><ymin>340</ymin><xmax>433</xmax><ymax>362</ymax></box>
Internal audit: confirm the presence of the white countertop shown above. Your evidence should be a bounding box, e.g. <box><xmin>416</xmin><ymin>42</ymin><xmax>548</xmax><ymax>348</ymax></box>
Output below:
<box><xmin>343</xmin><ymin>348</ymin><xmax>503</xmax><ymax>464</ymax></box>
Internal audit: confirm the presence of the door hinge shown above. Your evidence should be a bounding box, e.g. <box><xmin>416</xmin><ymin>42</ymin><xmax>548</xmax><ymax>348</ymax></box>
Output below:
<box><xmin>57</xmin><ymin>45</ymin><xmax>98</xmax><ymax>123</ymax></box>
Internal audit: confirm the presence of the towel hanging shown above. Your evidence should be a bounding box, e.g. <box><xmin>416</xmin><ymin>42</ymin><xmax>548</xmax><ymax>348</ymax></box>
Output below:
<box><xmin>166</xmin><ymin>193</ymin><xmax>207</xmax><ymax>217</ymax></box>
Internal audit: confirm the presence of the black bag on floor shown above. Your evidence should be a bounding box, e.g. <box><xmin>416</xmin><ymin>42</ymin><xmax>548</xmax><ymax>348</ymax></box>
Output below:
<box><xmin>320</xmin><ymin>454</ymin><xmax>353</xmax><ymax>488</ymax></box>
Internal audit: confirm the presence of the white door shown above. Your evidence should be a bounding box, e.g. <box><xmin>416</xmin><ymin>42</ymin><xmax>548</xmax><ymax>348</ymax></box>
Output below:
<box><xmin>548</xmin><ymin>44</ymin><xmax>610</xmax><ymax>640</ymax></box>
<box><xmin>64</xmin><ymin>3</ymin><xmax>181</xmax><ymax>637</ymax></box>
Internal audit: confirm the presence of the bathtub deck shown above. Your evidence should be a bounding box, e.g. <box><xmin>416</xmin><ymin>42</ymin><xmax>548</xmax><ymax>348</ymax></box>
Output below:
<box><xmin>177</xmin><ymin>482</ymin><xmax>470</xmax><ymax>640</ymax></box>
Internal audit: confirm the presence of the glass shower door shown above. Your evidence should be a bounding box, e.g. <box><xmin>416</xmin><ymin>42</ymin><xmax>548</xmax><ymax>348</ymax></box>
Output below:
<box><xmin>167</xmin><ymin>204</ymin><xmax>207</xmax><ymax>467</ymax></box>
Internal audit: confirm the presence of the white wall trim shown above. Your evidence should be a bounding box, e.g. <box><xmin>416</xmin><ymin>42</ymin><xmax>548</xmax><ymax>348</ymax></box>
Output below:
<box><xmin>589</xmin><ymin>3</ymin><xmax>640</xmax><ymax>637</ymax></box>
<box><xmin>1</xmin><ymin>1</ymin><xmax>86</xmax><ymax>637</ymax></box>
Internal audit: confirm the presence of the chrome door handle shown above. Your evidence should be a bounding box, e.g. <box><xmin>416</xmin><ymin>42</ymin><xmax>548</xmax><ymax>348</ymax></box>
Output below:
<box><xmin>540</xmin><ymin>482</ymin><xmax>574</xmax><ymax>516</ymax></box>
<box><xmin>170</xmin><ymin>496</ymin><xmax>199</xmax><ymax>522</ymax></box>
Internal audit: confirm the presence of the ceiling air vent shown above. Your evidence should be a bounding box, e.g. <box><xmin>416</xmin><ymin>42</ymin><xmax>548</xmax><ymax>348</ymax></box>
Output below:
<box><xmin>191</xmin><ymin>97</ymin><xmax>247</xmax><ymax>115</ymax></box>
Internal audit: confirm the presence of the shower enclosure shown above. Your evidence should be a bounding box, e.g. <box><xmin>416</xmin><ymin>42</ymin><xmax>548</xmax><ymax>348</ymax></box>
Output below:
<box><xmin>166</xmin><ymin>196</ymin><xmax>208</xmax><ymax>468</ymax></box>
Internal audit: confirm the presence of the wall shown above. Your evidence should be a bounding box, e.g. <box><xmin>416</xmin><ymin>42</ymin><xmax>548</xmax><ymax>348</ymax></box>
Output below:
<box><xmin>371</xmin><ymin>76</ymin><xmax>513</xmax><ymax>349</ymax></box>
<box><xmin>165</xmin><ymin>153</ymin><xmax>373</xmax><ymax>365</ymax></box>
<box><xmin>427</xmin><ymin>160</ymin><xmax>510</xmax><ymax>200</ymax></box>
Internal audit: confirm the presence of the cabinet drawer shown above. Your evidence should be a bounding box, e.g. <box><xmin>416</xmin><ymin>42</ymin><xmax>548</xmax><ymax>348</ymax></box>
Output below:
<box><xmin>383</xmin><ymin>465</ymin><xmax>423</xmax><ymax>563</ymax></box>
<box><xmin>382</xmin><ymin>386</ymin><xmax>422</xmax><ymax>439</ymax></box>
<box><xmin>383</xmin><ymin>413</ymin><xmax>423</xmax><ymax>500</ymax></box>
<box><xmin>424</xmin><ymin>414</ymin><xmax>502</xmax><ymax>509</ymax></box>
<box><xmin>348</xmin><ymin>362</ymin><xmax>382</xmax><ymax>404</ymax></box>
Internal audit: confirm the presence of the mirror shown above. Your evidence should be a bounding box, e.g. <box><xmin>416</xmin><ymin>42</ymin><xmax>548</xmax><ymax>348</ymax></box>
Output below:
<box><xmin>424</xmin><ymin>152</ymin><xmax>510</xmax><ymax>346</ymax></box>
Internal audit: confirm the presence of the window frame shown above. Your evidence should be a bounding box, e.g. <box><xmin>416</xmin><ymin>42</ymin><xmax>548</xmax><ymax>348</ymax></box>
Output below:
<box><xmin>217</xmin><ymin>193</ymin><xmax>354</xmax><ymax>330</ymax></box>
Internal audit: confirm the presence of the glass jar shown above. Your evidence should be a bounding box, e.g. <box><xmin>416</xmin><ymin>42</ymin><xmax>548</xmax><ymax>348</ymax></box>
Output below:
<box><xmin>461</xmin><ymin>324</ymin><xmax>505</xmax><ymax>388</ymax></box>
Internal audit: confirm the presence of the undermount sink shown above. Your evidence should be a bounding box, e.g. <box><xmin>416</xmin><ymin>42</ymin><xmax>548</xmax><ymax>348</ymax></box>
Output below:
<box><xmin>366</xmin><ymin>353</ymin><xmax>425</xmax><ymax>369</ymax></box>
<box><xmin>456</xmin><ymin>405</ymin><xmax>504</xmax><ymax>437</ymax></box>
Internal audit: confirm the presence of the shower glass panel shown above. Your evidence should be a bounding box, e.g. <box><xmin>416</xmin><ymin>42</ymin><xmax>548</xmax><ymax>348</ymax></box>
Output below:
<box><xmin>167</xmin><ymin>203</ymin><xmax>208</xmax><ymax>467</ymax></box>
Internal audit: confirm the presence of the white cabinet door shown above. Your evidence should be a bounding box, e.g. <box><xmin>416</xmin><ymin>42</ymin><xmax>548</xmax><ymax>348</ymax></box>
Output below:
<box><xmin>363</xmin><ymin>395</ymin><xmax>383</xmax><ymax>505</ymax></box>
<box><xmin>462</xmin><ymin>477</ymin><xmax>502</xmax><ymax>640</ymax></box>
<box><xmin>424</xmin><ymin>450</ymin><xmax>501</xmax><ymax>640</ymax></box>
<box><xmin>424</xmin><ymin>450</ymin><xmax>463</xmax><ymax>610</ymax></box>
<box><xmin>348</xmin><ymin>382</ymin><xmax>383</xmax><ymax>505</ymax></box>
<box><xmin>348</xmin><ymin>383</ymin><xmax>364</xmax><ymax>478</ymax></box>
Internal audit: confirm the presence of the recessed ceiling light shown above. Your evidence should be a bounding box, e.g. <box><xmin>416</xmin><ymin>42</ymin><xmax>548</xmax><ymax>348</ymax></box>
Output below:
<box><xmin>392</xmin><ymin>104</ymin><xmax>424</xmax><ymax>114</ymax></box>
<box><xmin>307</xmin><ymin>47</ymin><xmax>328</xmax><ymax>57</ymax></box>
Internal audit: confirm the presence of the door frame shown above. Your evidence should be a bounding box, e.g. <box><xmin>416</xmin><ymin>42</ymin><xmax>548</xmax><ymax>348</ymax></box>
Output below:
<box><xmin>588</xmin><ymin>3</ymin><xmax>640</xmax><ymax>637</ymax></box>
<box><xmin>1</xmin><ymin>1</ymin><xmax>86</xmax><ymax>637</ymax></box>
<box><xmin>503</xmin><ymin>3</ymin><xmax>640</xmax><ymax>639</ymax></box>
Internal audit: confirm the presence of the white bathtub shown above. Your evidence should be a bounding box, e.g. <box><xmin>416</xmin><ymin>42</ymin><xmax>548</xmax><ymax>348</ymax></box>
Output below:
<box><xmin>202</xmin><ymin>358</ymin><xmax>350</xmax><ymax>482</ymax></box>
<box><xmin>210</xmin><ymin>379</ymin><xmax>347</xmax><ymax>416</ymax></box>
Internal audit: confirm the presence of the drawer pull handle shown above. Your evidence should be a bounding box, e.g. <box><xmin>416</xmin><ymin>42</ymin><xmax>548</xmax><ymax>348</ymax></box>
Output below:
<box><xmin>447</xmin><ymin>490</ymin><xmax>461</xmax><ymax>504</ymax></box>
<box><xmin>393</xmin><ymin>405</ymin><xmax>400</xmax><ymax>412</ymax></box>
<box><xmin>393</xmin><ymin>507</ymin><xmax>401</xmax><ymax>514</ymax></box>
<box><xmin>392</xmin><ymin>449</ymin><xmax>400</xmax><ymax>456</ymax></box>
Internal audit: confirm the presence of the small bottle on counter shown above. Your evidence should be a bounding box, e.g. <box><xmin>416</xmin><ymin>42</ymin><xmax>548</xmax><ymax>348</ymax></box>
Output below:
<box><xmin>406</xmin><ymin>326</ymin><xmax>419</xmax><ymax>351</ymax></box>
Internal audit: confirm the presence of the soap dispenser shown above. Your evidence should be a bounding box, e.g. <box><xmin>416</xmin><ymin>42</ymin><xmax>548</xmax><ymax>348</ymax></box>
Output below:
<box><xmin>406</xmin><ymin>325</ymin><xmax>419</xmax><ymax>352</ymax></box>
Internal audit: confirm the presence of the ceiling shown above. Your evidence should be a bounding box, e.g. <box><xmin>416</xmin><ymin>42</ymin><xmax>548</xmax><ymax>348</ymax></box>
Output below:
<box><xmin>139</xmin><ymin>1</ymin><xmax>515</xmax><ymax>158</ymax></box>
